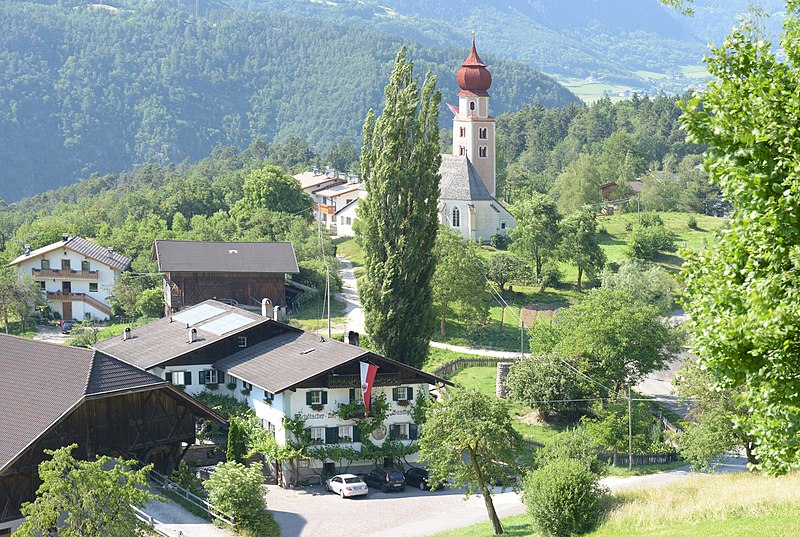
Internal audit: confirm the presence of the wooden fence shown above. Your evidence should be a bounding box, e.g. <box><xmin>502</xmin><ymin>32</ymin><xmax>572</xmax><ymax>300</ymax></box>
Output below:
<box><xmin>431</xmin><ymin>356</ymin><xmax>522</xmax><ymax>378</ymax></box>
<box><xmin>597</xmin><ymin>451</ymin><xmax>681</xmax><ymax>466</ymax></box>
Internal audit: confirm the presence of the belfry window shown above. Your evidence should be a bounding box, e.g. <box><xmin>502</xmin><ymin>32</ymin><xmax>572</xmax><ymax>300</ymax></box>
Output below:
<box><xmin>452</xmin><ymin>207</ymin><xmax>461</xmax><ymax>227</ymax></box>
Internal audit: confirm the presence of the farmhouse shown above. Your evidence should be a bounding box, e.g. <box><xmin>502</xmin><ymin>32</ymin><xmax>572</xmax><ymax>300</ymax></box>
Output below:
<box><xmin>95</xmin><ymin>300</ymin><xmax>449</xmax><ymax>483</ymax></box>
<box><xmin>153</xmin><ymin>240</ymin><xmax>299</xmax><ymax>315</ymax></box>
<box><xmin>0</xmin><ymin>334</ymin><xmax>223</xmax><ymax>533</ymax></box>
<box><xmin>7</xmin><ymin>235</ymin><xmax>131</xmax><ymax>321</ymax></box>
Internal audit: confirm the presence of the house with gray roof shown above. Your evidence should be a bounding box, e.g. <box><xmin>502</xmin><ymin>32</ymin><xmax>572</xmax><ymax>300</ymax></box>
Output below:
<box><xmin>0</xmin><ymin>334</ymin><xmax>223</xmax><ymax>533</ymax></box>
<box><xmin>95</xmin><ymin>299</ymin><xmax>449</xmax><ymax>483</ymax></box>
<box><xmin>7</xmin><ymin>235</ymin><xmax>131</xmax><ymax>321</ymax></box>
<box><xmin>153</xmin><ymin>240</ymin><xmax>299</xmax><ymax>315</ymax></box>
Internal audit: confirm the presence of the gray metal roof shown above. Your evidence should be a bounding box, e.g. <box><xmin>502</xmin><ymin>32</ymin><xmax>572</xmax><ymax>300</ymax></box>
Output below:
<box><xmin>154</xmin><ymin>241</ymin><xmax>299</xmax><ymax>274</ymax></box>
<box><xmin>9</xmin><ymin>236</ymin><xmax>131</xmax><ymax>271</ymax></box>
<box><xmin>215</xmin><ymin>331</ymin><xmax>368</xmax><ymax>393</ymax></box>
<box><xmin>438</xmin><ymin>154</ymin><xmax>495</xmax><ymax>201</ymax></box>
<box><xmin>0</xmin><ymin>334</ymin><xmax>164</xmax><ymax>473</ymax></box>
<box><xmin>95</xmin><ymin>300</ymin><xmax>269</xmax><ymax>370</ymax></box>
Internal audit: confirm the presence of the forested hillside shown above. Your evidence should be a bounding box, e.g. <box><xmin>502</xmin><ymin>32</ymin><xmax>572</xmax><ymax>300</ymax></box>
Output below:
<box><xmin>495</xmin><ymin>94</ymin><xmax>717</xmax><ymax>213</ymax></box>
<box><xmin>0</xmin><ymin>1</ymin><xmax>576</xmax><ymax>202</ymax></box>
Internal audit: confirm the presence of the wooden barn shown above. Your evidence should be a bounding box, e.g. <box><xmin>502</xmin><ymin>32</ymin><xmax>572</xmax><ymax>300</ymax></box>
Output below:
<box><xmin>154</xmin><ymin>240</ymin><xmax>299</xmax><ymax>315</ymax></box>
<box><xmin>0</xmin><ymin>335</ymin><xmax>224</xmax><ymax>533</ymax></box>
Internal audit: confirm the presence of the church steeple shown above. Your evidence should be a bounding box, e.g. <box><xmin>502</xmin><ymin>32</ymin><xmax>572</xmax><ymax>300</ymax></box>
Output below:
<box><xmin>451</xmin><ymin>35</ymin><xmax>496</xmax><ymax>197</ymax></box>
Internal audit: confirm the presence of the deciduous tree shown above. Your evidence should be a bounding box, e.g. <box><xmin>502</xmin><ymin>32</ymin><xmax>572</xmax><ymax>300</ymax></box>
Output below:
<box><xmin>509</xmin><ymin>193</ymin><xmax>560</xmax><ymax>281</ymax></box>
<box><xmin>358</xmin><ymin>47</ymin><xmax>441</xmax><ymax>368</ymax></box>
<box><xmin>419</xmin><ymin>389</ymin><xmax>525</xmax><ymax>535</ymax></box>
<box><xmin>558</xmin><ymin>206</ymin><xmax>605</xmax><ymax>292</ymax></box>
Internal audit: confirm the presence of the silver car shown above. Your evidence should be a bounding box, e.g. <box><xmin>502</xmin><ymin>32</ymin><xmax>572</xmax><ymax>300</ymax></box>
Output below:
<box><xmin>325</xmin><ymin>474</ymin><xmax>369</xmax><ymax>498</ymax></box>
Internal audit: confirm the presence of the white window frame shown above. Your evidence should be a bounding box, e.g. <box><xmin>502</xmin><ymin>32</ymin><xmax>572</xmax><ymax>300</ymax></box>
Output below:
<box><xmin>242</xmin><ymin>381</ymin><xmax>253</xmax><ymax>390</ymax></box>
<box><xmin>353</xmin><ymin>388</ymin><xmax>363</xmax><ymax>403</ymax></box>
<box><xmin>479</xmin><ymin>146</ymin><xmax>488</xmax><ymax>158</ymax></box>
<box><xmin>171</xmin><ymin>371</ymin><xmax>187</xmax><ymax>386</ymax></box>
<box><xmin>310</xmin><ymin>427</ymin><xmax>325</xmax><ymax>444</ymax></box>
<box><xmin>393</xmin><ymin>387</ymin><xmax>411</xmax><ymax>401</ymax></box>
<box><xmin>310</xmin><ymin>390</ymin><xmax>323</xmax><ymax>405</ymax></box>
<box><xmin>394</xmin><ymin>423</ymin><xmax>410</xmax><ymax>440</ymax></box>
<box><xmin>479</xmin><ymin>127</ymin><xmax>488</xmax><ymax>140</ymax></box>
<box><xmin>459</xmin><ymin>126</ymin><xmax>466</xmax><ymax>137</ymax></box>
<box><xmin>89</xmin><ymin>282</ymin><xmax>98</xmax><ymax>293</ymax></box>
<box><xmin>452</xmin><ymin>206</ymin><xmax>460</xmax><ymax>228</ymax></box>
<box><xmin>338</xmin><ymin>425</ymin><xmax>354</xmax><ymax>443</ymax></box>
<box><xmin>237</xmin><ymin>336</ymin><xmax>247</xmax><ymax>348</ymax></box>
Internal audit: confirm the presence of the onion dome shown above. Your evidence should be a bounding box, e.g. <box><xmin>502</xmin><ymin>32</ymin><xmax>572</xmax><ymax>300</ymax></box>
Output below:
<box><xmin>456</xmin><ymin>37</ymin><xmax>492</xmax><ymax>97</ymax></box>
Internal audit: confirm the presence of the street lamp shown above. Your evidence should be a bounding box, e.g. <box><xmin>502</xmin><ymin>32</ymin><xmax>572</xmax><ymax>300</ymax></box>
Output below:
<box><xmin>630</xmin><ymin>179</ymin><xmax>644</xmax><ymax>225</ymax></box>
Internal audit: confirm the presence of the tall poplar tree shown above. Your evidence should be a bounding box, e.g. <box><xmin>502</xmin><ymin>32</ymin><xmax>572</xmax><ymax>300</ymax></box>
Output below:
<box><xmin>358</xmin><ymin>47</ymin><xmax>441</xmax><ymax>368</ymax></box>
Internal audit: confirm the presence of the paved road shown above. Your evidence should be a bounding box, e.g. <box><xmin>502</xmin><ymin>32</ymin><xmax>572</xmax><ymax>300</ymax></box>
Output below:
<box><xmin>336</xmin><ymin>256</ymin><xmax>365</xmax><ymax>335</ymax></box>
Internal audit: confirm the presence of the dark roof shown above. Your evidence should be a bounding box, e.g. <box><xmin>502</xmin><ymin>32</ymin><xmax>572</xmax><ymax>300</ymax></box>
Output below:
<box><xmin>154</xmin><ymin>241</ymin><xmax>299</xmax><ymax>274</ymax></box>
<box><xmin>214</xmin><ymin>331</ymin><xmax>451</xmax><ymax>393</ymax></box>
<box><xmin>215</xmin><ymin>331</ymin><xmax>369</xmax><ymax>393</ymax></box>
<box><xmin>0</xmin><ymin>334</ymin><xmax>165</xmax><ymax>474</ymax></box>
<box><xmin>439</xmin><ymin>154</ymin><xmax>495</xmax><ymax>201</ymax></box>
<box><xmin>94</xmin><ymin>300</ymin><xmax>270</xmax><ymax>370</ymax></box>
<box><xmin>9</xmin><ymin>235</ymin><xmax>131</xmax><ymax>271</ymax></box>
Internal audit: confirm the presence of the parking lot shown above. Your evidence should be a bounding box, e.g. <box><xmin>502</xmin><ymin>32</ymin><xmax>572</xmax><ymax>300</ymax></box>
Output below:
<box><xmin>265</xmin><ymin>482</ymin><xmax>526</xmax><ymax>537</ymax></box>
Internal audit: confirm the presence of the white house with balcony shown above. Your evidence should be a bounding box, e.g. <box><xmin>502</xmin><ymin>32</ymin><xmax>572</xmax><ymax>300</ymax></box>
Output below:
<box><xmin>94</xmin><ymin>299</ymin><xmax>449</xmax><ymax>483</ymax></box>
<box><xmin>8</xmin><ymin>235</ymin><xmax>131</xmax><ymax>321</ymax></box>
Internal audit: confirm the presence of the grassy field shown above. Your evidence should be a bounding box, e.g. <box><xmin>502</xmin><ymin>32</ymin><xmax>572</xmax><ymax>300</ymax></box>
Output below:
<box><xmin>431</xmin><ymin>472</ymin><xmax>800</xmax><ymax>537</ymax></box>
<box><xmin>288</xmin><ymin>293</ymin><xmax>349</xmax><ymax>333</ymax></box>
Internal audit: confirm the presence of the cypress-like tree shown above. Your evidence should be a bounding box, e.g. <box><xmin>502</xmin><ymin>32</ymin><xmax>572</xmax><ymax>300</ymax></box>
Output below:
<box><xmin>358</xmin><ymin>47</ymin><xmax>441</xmax><ymax>368</ymax></box>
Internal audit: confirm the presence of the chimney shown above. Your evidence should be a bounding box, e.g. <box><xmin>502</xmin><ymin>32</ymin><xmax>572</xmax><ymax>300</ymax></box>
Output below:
<box><xmin>261</xmin><ymin>298</ymin><xmax>273</xmax><ymax>318</ymax></box>
<box><xmin>188</xmin><ymin>328</ymin><xmax>197</xmax><ymax>344</ymax></box>
<box><xmin>62</xmin><ymin>233</ymin><xmax>69</xmax><ymax>242</ymax></box>
<box><xmin>273</xmin><ymin>305</ymin><xmax>281</xmax><ymax>322</ymax></box>
<box><xmin>23</xmin><ymin>244</ymin><xmax>30</xmax><ymax>256</ymax></box>
<box><xmin>107</xmin><ymin>247</ymin><xmax>114</xmax><ymax>258</ymax></box>
<box><xmin>122</xmin><ymin>327</ymin><xmax>132</xmax><ymax>340</ymax></box>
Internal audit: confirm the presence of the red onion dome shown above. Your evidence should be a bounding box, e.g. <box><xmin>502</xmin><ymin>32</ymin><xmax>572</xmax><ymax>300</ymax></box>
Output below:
<box><xmin>456</xmin><ymin>38</ymin><xmax>492</xmax><ymax>97</ymax></box>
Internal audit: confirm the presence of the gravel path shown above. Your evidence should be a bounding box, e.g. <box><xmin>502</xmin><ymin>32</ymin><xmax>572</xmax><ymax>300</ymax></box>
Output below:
<box><xmin>336</xmin><ymin>256</ymin><xmax>365</xmax><ymax>335</ymax></box>
<box><xmin>142</xmin><ymin>496</ymin><xmax>234</xmax><ymax>537</ymax></box>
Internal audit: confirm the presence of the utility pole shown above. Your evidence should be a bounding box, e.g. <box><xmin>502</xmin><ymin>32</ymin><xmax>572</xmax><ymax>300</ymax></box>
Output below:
<box><xmin>520</xmin><ymin>317</ymin><xmax>524</xmax><ymax>357</ymax></box>
<box><xmin>326</xmin><ymin>263</ymin><xmax>331</xmax><ymax>338</ymax></box>
<box><xmin>628</xmin><ymin>384</ymin><xmax>633</xmax><ymax>471</ymax></box>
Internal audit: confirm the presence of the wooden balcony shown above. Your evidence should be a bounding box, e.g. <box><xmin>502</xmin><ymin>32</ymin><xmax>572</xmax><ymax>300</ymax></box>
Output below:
<box><xmin>327</xmin><ymin>372</ymin><xmax>401</xmax><ymax>388</ymax></box>
<box><xmin>46</xmin><ymin>292</ymin><xmax>112</xmax><ymax>316</ymax></box>
<box><xmin>33</xmin><ymin>268</ymin><xmax>99</xmax><ymax>280</ymax></box>
<box><xmin>319</xmin><ymin>204</ymin><xmax>337</xmax><ymax>215</ymax></box>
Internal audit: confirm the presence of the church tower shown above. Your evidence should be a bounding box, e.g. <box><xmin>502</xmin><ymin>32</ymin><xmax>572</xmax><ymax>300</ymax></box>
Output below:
<box><xmin>451</xmin><ymin>36</ymin><xmax>496</xmax><ymax>197</ymax></box>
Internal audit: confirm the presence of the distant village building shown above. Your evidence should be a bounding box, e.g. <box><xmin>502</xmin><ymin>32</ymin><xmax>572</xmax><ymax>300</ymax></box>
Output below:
<box><xmin>95</xmin><ymin>300</ymin><xmax>449</xmax><ymax>484</ymax></box>
<box><xmin>301</xmin><ymin>38</ymin><xmax>515</xmax><ymax>241</ymax></box>
<box><xmin>7</xmin><ymin>235</ymin><xmax>131</xmax><ymax>321</ymax></box>
<box><xmin>0</xmin><ymin>334</ymin><xmax>223</xmax><ymax>533</ymax></box>
<box><xmin>153</xmin><ymin>240</ymin><xmax>299</xmax><ymax>315</ymax></box>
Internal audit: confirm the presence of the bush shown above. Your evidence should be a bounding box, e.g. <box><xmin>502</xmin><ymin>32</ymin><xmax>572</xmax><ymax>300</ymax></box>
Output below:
<box><xmin>687</xmin><ymin>215</ymin><xmax>698</xmax><ymax>230</ymax></box>
<box><xmin>524</xmin><ymin>458</ymin><xmax>605</xmax><ymax>537</ymax></box>
<box><xmin>535</xmin><ymin>427</ymin><xmax>605</xmax><ymax>476</ymax></box>
<box><xmin>639</xmin><ymin>211</ymin><xmax>664</xmax><ymax>228</ymax></box>
<box><xmin>204</xmin><ymin>461</ymin><xmax>280</xmax><ymax>537</ymax></box>
<box><xmin>539</xmin><ymin>260</ymin><xmax>562</xmax><ymax>292</ymax></box>
<box><xmin>505</xmin><ymin>355</ymin><xmax>591</xmax><ymax>418</ymax></box>
<box><xmin>625</xmin><ymin>224</ymin><xmax>676</xmax><ymax>260</ymax></box>
<box><xmin>490</xmin><ymin>233</ymin><xmax>511</xmax><ymax>250</ymax></box>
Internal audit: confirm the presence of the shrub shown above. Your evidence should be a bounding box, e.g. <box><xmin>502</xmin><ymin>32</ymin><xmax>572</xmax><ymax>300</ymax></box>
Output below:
<box><xmin>170</xmin><ymin>460</ymin><xmax>206</xmax><ymax>499</ymax></box>
<box><xmin>524</xmin><ymin>458</ymin><xmax>605</xmax><ymax>537</ymax></box>
<box><xmin>535</xmin><ymin>427</ymin><xmax>605</xmax><ymax>476</ymax></box>
<box><xmin>539</xmin><ymin>261</ymin><xmax>562</xmax><ymax>292</ymax></box>
<box><xmin>505</xmin><ymin>355</ymin><xmax>591</xmax><ymax>418</ymax></box>
<box><xmin>490</xmin><ymin>233</ymin><xmax>511</xmax><ymax>250</ymax></box>
<box><xmin>687</xmin><ymin>215</ymin><xmax>698</xmax><ymax>230</ymax></box>
<box><xmin>204</xmin><ymin>461</ymin><xmax>280</xmax><ymax>537</ymax></box>
<box><xmin>227</xmin><ymin>417</ymin><xmax>247</xmax><ymax>463</ymax></box>
<box><xmin>625</xmin><ymin>224</ymin><xmax>676</xmax><ymax>260</ymax></box>
<box><xmin>639</xmin><ymin>211</ymin><xmax>664</xmax><ymax>228</ymax></box>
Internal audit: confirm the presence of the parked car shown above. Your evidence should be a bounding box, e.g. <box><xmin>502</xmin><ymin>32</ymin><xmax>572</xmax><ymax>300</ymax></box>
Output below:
<box><xmin>363</xmin><ymin>468</ymin><xmax>405</xmax><ymax>492</ymax></box>
<box><xmin>404</xmin><ymin>467</ymin><xmax>433</xmax><ymax>490</ymax></box>
<box><xmin>325</xmin><ymin>474</ymin><xmax>368</xmax><ymax>498</ymax></box>
<box><xmin>60</xmin><ymin>320</ymin><xmax>74</xmax><ymax>334</ymax></box>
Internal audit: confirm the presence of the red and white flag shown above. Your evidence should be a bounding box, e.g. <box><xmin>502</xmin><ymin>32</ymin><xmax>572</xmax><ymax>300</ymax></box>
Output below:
<box><xmin>360</xmin><ymin>361</ymin><xmax>378</xmax><ymax>415</ymax></box>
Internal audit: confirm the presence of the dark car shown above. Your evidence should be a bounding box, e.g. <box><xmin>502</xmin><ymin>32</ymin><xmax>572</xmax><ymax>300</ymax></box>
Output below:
<box><xmin>363</xmin><ymin>468</ymin><xmax>405</xmax><ymax>492</ymax></box>
<box><xmin>60</xmin><ymin>320</ymin><xmax>74</xmax><ymax>334</ymax></box>
<box><xmin>404</xmin><ymin>467</ymin><xmax>432</xmax><ymax>490</ymax></box>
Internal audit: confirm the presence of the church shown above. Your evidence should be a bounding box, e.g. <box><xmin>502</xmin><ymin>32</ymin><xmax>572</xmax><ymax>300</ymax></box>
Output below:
<box><xmin>328</xmin><ymin>38</ymin><xmax>515</xmax><ymax>242</ymax></box>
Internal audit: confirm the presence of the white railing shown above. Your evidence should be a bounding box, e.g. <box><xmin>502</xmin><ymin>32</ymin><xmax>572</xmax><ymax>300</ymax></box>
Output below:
<box><xmin>147</xmin><ymin>469</ymin><xmax>235</xmax><ymax>527</ymax></box>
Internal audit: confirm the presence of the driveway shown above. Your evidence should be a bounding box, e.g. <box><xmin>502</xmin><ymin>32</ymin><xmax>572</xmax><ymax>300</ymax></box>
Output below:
<box><xmin>32</xmin><ymin>324</ymin><xmax>71</xmax><ymax>344</ymax></box>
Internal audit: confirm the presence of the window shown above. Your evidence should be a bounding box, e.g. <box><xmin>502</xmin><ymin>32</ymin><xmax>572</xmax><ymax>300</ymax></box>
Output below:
<box><xmin>62</xmin><ymin>281</ymin><xmax>71</xmax><ymax>293</ymax></box>
<box><xmin>469</xmin><ymin>100</ymin><xmax>476</xmax><ymax>111</ymax></box>
<box><xmin>237</xmin><ymin>336</ymin><xmax>247</xmax><ymax>348</ymax></box>
<box><xmin>38</xmin><ymin>281</ymin><xmax>45</xmax><ymax>290</ymax></box>
<box><xmin>350</xmin><ymin>388</ymin><xmax>363</xmax><ymax>404</ymax></box>
<box><xmin>479</xmin><ymin>146</ymin><xmax>488</xmax><ymax>158</ymax></box>
<box><xmin>199</xmin><ymin>370</ymin><xmax>221</xmax><ymax>385</ymax></box>
<box><xmin>322</xmin><ymin>213</ymin><xmax>327</xmax><ymax>222</ymax></box>
<box><xmin>459</xmin><ymin>126</ymin><xmax>466</xmax><ymax>137</ymax></box>
<box><xmin>263</xmin><ymin>389</ymin><xmax>274</xmax><ymax>401</ymax></box>
<box><xmin>41</xmin><ymin>259</ymin><xmax>50</xmax><ymax>270</ymax></box>
<box><xmin>166</xmin><ymin>371</ymin><xmax>191</xmax><ymax>386</ymax></box>
<box><xmin>242</xmin><ymin>381</ymin><xmax>253</xmax><ymax>390</ymax></box>
<box><xmin>308</xmin><ymin>390</ymin><xmax>327</xmax><ymax>406</ymax></box>
<box><xmin>89</xmin><ymin>283</ymin><xmax>98</xmax><ymax>292</ymax></box>
<box><xmin>338</xmin><ymin>425</ymin><xmax>354</xmax><ymax>443</ymax></box>
<box><xmin>392</xmin><ymin>387</ymin><xmax>413</xmax><ymax>402</ymax></box>
<box><xmin>479</xmin><ymin>127</ymin><xmax>488</xmax><ymax>140</ymax></box>
<box><xmin>390</xmin><ymin>423</ymin><xmax>418</xmax><ymax>441</ymax></box>
<box><xmin>340</xmin><ymin>216</ymin><xmax>345</xmax><ymax>225</ymax></box>
<box><xmin>310</xmin><ymin>427</ymin><xmax>325</xmax><ymax>444</ymax></box>
<box><xmin>81</xmin><ymin>260</ymin><xmax>90</xmax><ymax>271</ymax></box>
<box><xmin>61</xmin><ymin>259</ymin><xmax>71</xmax><ymax>271</ymax></box>
<box><xmin>459</xmin><ymin>145</ymin><xmax>466</xmax><ymax>156</ymax></box>
<box><xmin>346</xmin><ymin>217</ymin><xmax>351</xmax><ymax>225</ymax></box>
<box><xmin>452</xmin><ymin>207</ymin><xmax>460</xmax><ymax>228</ymax></box>
<box><xmin>500</xmin><ymin>221</ymin><xmax>507</xmax><ymax>230</ymax></box>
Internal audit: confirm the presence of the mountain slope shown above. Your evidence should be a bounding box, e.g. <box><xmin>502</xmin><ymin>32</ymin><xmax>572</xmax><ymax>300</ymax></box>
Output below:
<box><xmin>0</xmin><ymin>1</ymin><xmax>576</xmax><ymax>201</ymax></box>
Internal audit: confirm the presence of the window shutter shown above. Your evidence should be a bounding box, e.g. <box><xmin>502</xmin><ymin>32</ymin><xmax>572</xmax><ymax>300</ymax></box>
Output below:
<box><xmin>349</xmin><ymin>388</ymin><xmax>355</xmax><ymax>403</ymax></box>
<box><xmin>165</xmin><ymin>372</ymin><xmax>173</xmax><ymax>383</ymax></box>
<box><xmin>321</xmin><ymin>391</ymin><xmax>328</xmax><ymax>404</ymax></box>
<box><xmin>353</xmin><ymin>426</ymin><xmax>361</xmax><ymax>443</ymax></box>
<box><xmin>217</xmin><ymin>371</ymin><xmax>225</xmax><ymax>384</ymax></box>
<box><xmin>306</xmin><ymin>392</ymin><xmax>313</xmax><ymax>405</ymax></box>
<box><xmin>407</xmin><ymin>387</ymin><xmax>413</xmax><ymax>401</ymax></box>
<box><xmin>392</xmin><ymin>388</ymin><xmax>399</xmax><ymax>402</ymax></box>
<box><xmin>199</xmin><ymin>371</ymin><xmax>207</xmax><ymax>385</ymax></box>
<box><xmin>184</xmin><ymin>372</ymin><xmax>192</xmax><ymax>385</ymax></box>
<box><xmin>409</xmin><ymin>424</ymin><xmax>418</xmax><ymax>440</ymax></box>
<box><xmin>389</xmin><ymin>425</ymin><xmax>397</xmax><ymax>441</ymax></box>
<box><xmin>326</xmin><ymin>427</ymin><xmax>338</xmax><ymax>445</ymax></box>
